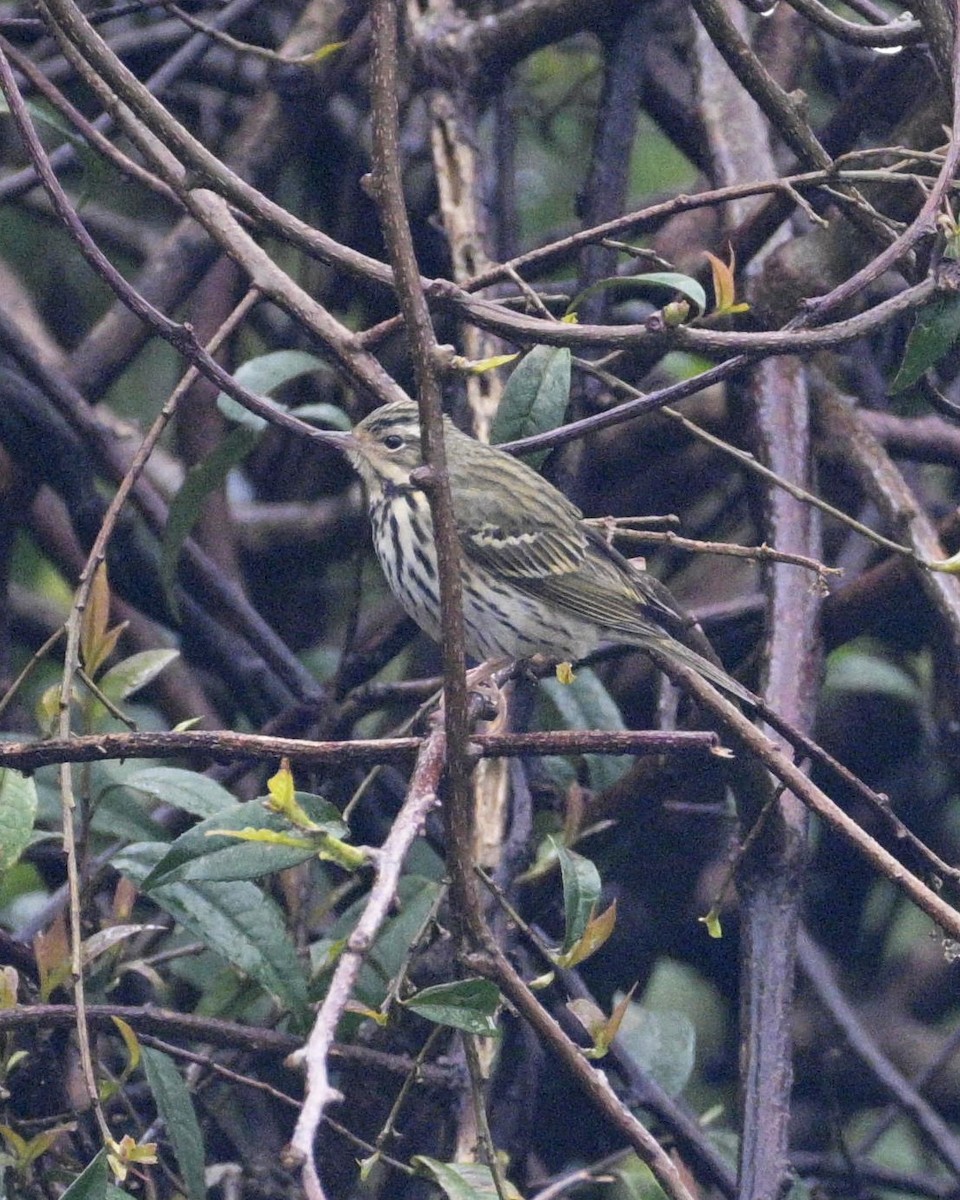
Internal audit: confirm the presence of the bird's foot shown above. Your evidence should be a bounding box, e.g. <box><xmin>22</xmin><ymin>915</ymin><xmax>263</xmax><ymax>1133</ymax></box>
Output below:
<box><xmin>465</xmin><ymin>659</ymin><xmax>510</xmax><ymax>727</ymax></box>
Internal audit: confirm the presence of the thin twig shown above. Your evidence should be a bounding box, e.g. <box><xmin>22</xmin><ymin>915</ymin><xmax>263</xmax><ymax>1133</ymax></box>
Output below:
<box><xmin>285</xmin><ymin>718</ymin><xmax>448</xmax><ymax>1193</ymax></box>
<box><xmin>463</xmin><ymin>1033</ymin><xmax>511</xmax><ymax>1200</ymax></box>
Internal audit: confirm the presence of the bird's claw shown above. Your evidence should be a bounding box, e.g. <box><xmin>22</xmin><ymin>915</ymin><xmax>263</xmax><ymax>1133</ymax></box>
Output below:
<box><xmin>465</xmin><ymin>661</ymin><xmax>508</xmax><ymax>728</ymax></box>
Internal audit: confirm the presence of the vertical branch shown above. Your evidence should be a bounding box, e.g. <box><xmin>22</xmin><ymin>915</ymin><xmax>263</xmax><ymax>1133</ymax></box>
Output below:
<box><xmin>407</xmin><ymin>0</ymin><xmax>512</xmax><ymax>1162</ymax></box>
<box><xmin>574</xmin><ymin>4</ymin><xmax>647</xmax><ymax>324</ymax></box>
<box><xmin>693</xmin><ymin>7</ymin><xmax>818</xmax><ymax>1198</ymax></box>
<box><xmin>366</xmin><ymin>0</ymin><xmax>481</xmax><ymax>940</ymax></box>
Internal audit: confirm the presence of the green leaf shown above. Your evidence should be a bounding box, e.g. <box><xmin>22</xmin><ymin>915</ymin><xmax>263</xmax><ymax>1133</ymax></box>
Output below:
<box><xmin>98</xmin><ymin>649</ymin><xmax>179</xmax><ymax>705</ymax></box>
<box><xmin>111</xmin><ymin>1016</ymin><xmax>142</xmax><ymax>1079</ymax></box>
<box><xmin>0</xmin><ymin>769</ymin><xmax>37</xmax><ymax>872</ymax></box>
<box><xmin>552</xmin><ymin>838</ymin><xmax>601</xmax><ymax>954</ymax></box>
<box><xmin>114</xmin><ymin>843</ymin><xmax>310</xmax><ymax>1027</ymax></box>
<box><xmin>704</xmin><ymin>250</ymin><xmax>749</xmax><ymax>316</ymax></box>
<box><xmin>160</xmin><ymin>425</ymin><xmax>258</xmax><ymax>618</ymax></box>
<box><xmin>104</xmin><ymin>766</ymin><xmax>236</xmax><ymax>819</ymax></box>
<box><xmin>60</xmin><ymin>1150</ymin><xmax>109</xmax><ymax>1200</ymax></box>
<box><xmin>609</xmin><ymin>1154</ymin><xmax>665</xmax><ymax>1200</ymax></box>
<box><xmin>89</xmin><ymin>786</ymin><xmax>167</xmax><ymax>843</ymax></box>
<box><xmin>490</xmin><ymin>345</ymin><xmax>571</xmax><ymax>462</ymax></box>
<box><xmin>288</xmin><ymin>402</ymin><xmax>353</xmax><ymax>428</ymax></box>
<box><xmin>615</xmin><ymin>1003</ymin><xmax>697</xmax><ymax>1097</ymax></box>
<box><xmin>403</xmin><ymin>978</ymin><xmax>501</xmax><ymax>1036</ymax></box>
<box><xmin>823</xmin><ymin>642</ymin><xmax>922</xmax><ymax>706</ymax></box>
<box><xmin>0</xmin><ymin>94</ymin><xmax>73</xmax><ymax>141</ymax></box>
<box><xmin>0</xmin><ymin>96</ymin><xmax>109</xmax><ymax>201</ymax></box>
<box><xmin>300</xmin><ymin>39</ymin><xmax>347</xmax><ymax>64</ymax></box>
<box><xmin>413</xmin><ymin>1157</ymin><xmax>521</xmax><ymax>1199</ymax></box>
<box><xmin>216</xmin><ymin>350</ymin><xmax>333</xmax><ymax>429</ymax></box>
<box><xmin>140</xmin><ymin>794</ymin><xmax>348</xmax><ymax>887</ymax></box>
<box><xmin>540</xmin><ymin>668</ymin><xmax>630</xmax><ymax>790</ymax></box>
<box><xmin>142</xmin><ymin>1048</ymin><xmax>206</xmax><ymax>1200</ymax></box>
<box><xmin>554</xmin><ymin>899</ymin><xmax>617</xmax><ymax>968</ymax></box>
<box><xmin>890</xmin><ymin>294</ymin><xmax>960</xmax><ymax>393</ymax></box>
<box><xmin>699</xmin><ymin>907</ymin><xmax>723</xmax><ymax>939</ymax></box>
<box><xmin>0</xmin><ymin>1122</ymin><xmax>74</xmax><ymax>1169</ymax></box>
<box><xmin>595</xmin><ymin>987</ymin><xmax>633</xmax><ymax>1057</ymax></box>
<box><xmin>80</xmin><ymin>563</ymin><xmax>115</xmax><ymax>680</ymax></box>
<box><xmin>567</xmin><ymin>271</ymin><xmax>707</xmax><ymax>318</ymax></box>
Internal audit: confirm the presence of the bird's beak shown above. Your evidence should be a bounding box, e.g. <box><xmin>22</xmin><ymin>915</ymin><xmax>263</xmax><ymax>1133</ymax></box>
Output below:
<box><xmin>311</xmin><ymin>426</ymin><xmax>358</xmax><ymax>454</ymax></box>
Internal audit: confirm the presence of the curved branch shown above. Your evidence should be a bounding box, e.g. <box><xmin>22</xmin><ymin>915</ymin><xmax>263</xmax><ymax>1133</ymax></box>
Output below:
<box><xmin>782</xmin><ymin>0</ymin><xmax>921</xmax><ymax>47</ymax></box>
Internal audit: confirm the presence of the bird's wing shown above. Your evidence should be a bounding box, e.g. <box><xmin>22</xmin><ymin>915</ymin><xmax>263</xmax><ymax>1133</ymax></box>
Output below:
<box><xmin>517</xmin><ymin>525</ymin><xmax>696</xmax><ymax>643</ymax></box>
<box><xmin>461</xmin><ymin>517</ymin><xmax>587</xmax><ymax>577</ymax></box>
<box><xmin>451</xmin><ymin>465</ymin><xmax>588</xmax><ymax>578</ymax></box>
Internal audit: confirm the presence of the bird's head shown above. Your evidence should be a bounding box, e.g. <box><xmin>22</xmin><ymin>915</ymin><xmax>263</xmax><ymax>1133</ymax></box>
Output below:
<box><xmin>313</xmin><ymin>400</ymin><xmax>427</xmax><ymax>493</ymax></box>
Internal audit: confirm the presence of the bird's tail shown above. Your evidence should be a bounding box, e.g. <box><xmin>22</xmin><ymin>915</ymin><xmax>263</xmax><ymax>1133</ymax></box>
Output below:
<box><xmin>653</xmin><ymin>634</ymin><xmax>757</xmax><ymax>708</ymax></box>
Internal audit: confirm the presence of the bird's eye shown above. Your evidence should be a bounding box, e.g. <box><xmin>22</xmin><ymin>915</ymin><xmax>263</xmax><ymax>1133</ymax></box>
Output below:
<box><xmin>383</xmin><ymin>434</ymin><xmax>404</xmax><ymax>450</ymax></box>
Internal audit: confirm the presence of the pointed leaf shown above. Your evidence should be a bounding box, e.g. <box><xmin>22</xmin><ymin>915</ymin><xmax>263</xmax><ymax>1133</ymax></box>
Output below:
<box><xmin>567</xmin><ymin>997</ymin><xmax>606</xmax><ymax>1040</ymax></box>
<box><xmin>490</xmin><ymin>345</ymin><xmax>571</xmax><ymax>461</ymax></box>
<box><xmin>140</xmin><ymin>794</ymin><xmax>347</xmax><ymax>887</ymax></box>
<box><xmin>615</xmin><ymin>1003</ymin><xmax>697</xmax><ymax>1097</ymax></box>
<box><xmin>0</xmin><ymin>1125</ymin><xmax>28</xmax><ymax>1159</ymax></box>
<box><xmin>82</xmin><ymin>925</ymin><xmax>163</xmax><ymax>972</ymax></box>
<box><xmin>413</xmin><ymin>1157</ymin><xmax>522</xmax><ymax>1199</ymax></box>
<box><xmin>80</xmin><ymin>563</ymin><xmax>111</xmax><ymax>678</ymax></box>
<box><xmin>34</xmin><ymin>914</ymin><xmax>71</xmax><ymax>1001</ymax></box>
<box><xmin>16</xmin><ymin>1125</ymin><xmax>73</xmax><ymax>1167</ymax></box>
<box><xmin>551</xmin><ymin>838</ymin><xmax>601</xmax><ymax>953</ymax></box>
<box><xmin>0</xmin><ymin>768</ymin><xmax>37</xmax><ymax>872</ymax></box>
<box><xmin>300</xmin><ymin>40</ymin><xmax>347</xmax><ymax>64</ymax></box>
<box><xmin>540</xmin><ymin>668</ymin><xmax>630</xmax><ymax>790</ymax></box>
<box><xmin>465</xmin><ymin>352</ymin><xmax>519</xmax><ymax>373</ymax></box>
<box><xmin>705</xmin><ymin>250</ymin><xmax>738</xmax><ymax>314</ymax></box>
<box><xmin>403</xmin><ymin>978</ymin><xmax>501</xmax><ymax>1036</ymax></box>
<box><xmin>206</xmin><ymin>826</ymin><xmax>366</xmax><ymax>871</ymax></box>
<box><xmin>345</xmin><ymin>1000</ymin><xmax>389</xmax><ymax>1025</ymax></box>
<box><xmin>930</xmin><ymin>549</ymin><xmax>960</xmax><ymax>573</ymax></box>
<box><xmin>567</xmin><ymin>271</ymin><xmax>707</xmax><ymax>318</ymax></box>
<box><xmin>114</xmin><ymin>843</ymin><xmax>310</xmax><ymax>1027</ymax></box>
<box><xmin>589</xmin><ymin>982</ymin><xmax>637</xmax><ymax>1058</ymax></box>
<box><xmin>700</xmin><ymin>907</ymin><xmax>723</xmax><ymax>939</ymax></box>
<box><xmin>890</xmin><ymin>294</ymin><xmax>960</xmax><ymax>393</ymax></box>
<box><xmin>555</xmin><ymin>899</ymin><xmax>617</xmax><ymax>968</ymax></box>
<box><xmin>97</xmin><ymin>649</ymin><xmax>179</xmax><ymax>706</ymax></box>
<box><xmin>105</xmin><ymin>766</ymin><xmax>236</xmax><ymax>819</ymax></box>
<box><xmin>84</xmin><ymin>624</ymin><xmax>127</xmax><ymax>684</ymax></box>
<box><xmin>265</xmin><ymin>763</ymin><xmax>300</xmax><ymax>821</ymax></box>
<box><xmin>111</xmin><ymin>1016</ymin><xmax>142</xmax><ymax>1078</ymax></box>
<box><xmin>60</xmin><ymin>1149</ymin><xmax>109</xmax><ymax>1200</ymax></box>
<box><xmin>142</xmin><ymin>1048</ymin><xmax>206</xmax><ymax>1200</ymax></box>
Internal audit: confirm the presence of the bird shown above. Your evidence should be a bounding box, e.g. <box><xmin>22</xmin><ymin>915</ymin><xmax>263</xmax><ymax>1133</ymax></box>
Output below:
<box><xmin>313</xmin><ymin>399</ymin><xmax>754</xmax><ymax>705</ymax></box>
